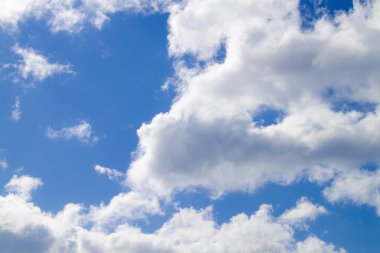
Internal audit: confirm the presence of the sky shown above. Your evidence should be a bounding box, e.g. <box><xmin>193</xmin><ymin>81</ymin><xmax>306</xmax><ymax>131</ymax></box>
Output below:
<box><xmin>0</xmin><ymin>0</ymin><xmax>380</xmax><ymax>252</ymax></box>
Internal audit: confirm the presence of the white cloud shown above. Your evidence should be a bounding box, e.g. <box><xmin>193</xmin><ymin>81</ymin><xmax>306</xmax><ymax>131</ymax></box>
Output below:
<box><xmin>5</xmin><ymin>175</ymin><xmax>43</xmax><ymax>201</ymax></box>
<box><xmin>307</xmin><ymin>165</ymin><xmax>337</xmax><ymax>185</ymax></box>
<box><xmin>94</xmin><ymin>164</ymin><xmax>123</xmax><ymax>181</ymax></box>
<box><xmin>280</xmin><ymin>197</ymin><xmax>327</xmax><ymax>226</ymax></box>
<box><xmin>0</xmin><ymin>0</ymin><xmax>174</xmax><ymax>33</ymax></box>
<box><xmin>11</xmin><ymin>97</ymin><xmax>22</xmax><ymax>122</ymax></box>
<box><xmin>12</xmin><ymin>45</ymin><xmax>73</xmax><ymax>82</ymax></box>
<box><xmin>296</xmin><ymin>237</ymin><xmax>346</xmax><ymax>253</ymax></box>
<box><xmin>0</xmin><ymin>0</ymin><xmax>47</xmax><ymax>31</ymax></box>
<box><xmin>0</xmin><ymin>0</ymin><xmax>379</xmax><ymax>250</ymax></box>
<box><xmin>88</xmin><ymin>191</ymin><xmax>162</xmax><ymax>230</ymax></box>
<box><xmin>0</xmin><ymin>0</ymin><xmax>85</xmax><ymax>33</ymax></box>
<box><xmin>124</xmin><ymin>0</ymin><xmax>380</xmax><ymax>210</ymax></box>
<box><xmin>0</xmin><ymin>179</ymin><xmax>343</xmax><ymax>253</ymax></box>
<box><xmin>48</xmin><ymin>0</ymin><xmax>85</xmax><ymax>33</ymax></box>
<box><xmin>324</xmin><ymin>169</ymin><xmax>380</xmax><ymax>215</ymax></box>
<box><xmin>46</xmin><ymin>121</ymin><xmax>99</xmax><ymax>144</ymax></box>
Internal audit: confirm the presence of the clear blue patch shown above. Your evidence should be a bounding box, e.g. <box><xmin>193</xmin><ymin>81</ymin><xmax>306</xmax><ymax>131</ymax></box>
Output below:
<box><xmin>331</xmin><ymin>100</ymin><xmax>376</xmax><ymax>114</ymax></box>
<box><xmin>299</xmin><ymin>0</ymin><xmax>354</xmax><ymax>30</ymax></box>
<box><xmin>324</xmin><ymin>88</ymin><xmax>377</xmax><ymax>114</ymax></box>
<box><xmin>253</xmin><ymin>107</ymin><xmax>285</xmax><ymax>127</ymax></box>
<box><xmin>360</xmin><ymin>161</ymin><xmax>378</xmax><ymax>172</ymax></box>
<box><xmin>180</xmin><ymin>53</ymin><xmax>207</xmax><ymax>69</ymax></box>
<box><xmin>214</xmin><ymin>41</ymin><xmax>227</xmax><ymax>64</ymax></box>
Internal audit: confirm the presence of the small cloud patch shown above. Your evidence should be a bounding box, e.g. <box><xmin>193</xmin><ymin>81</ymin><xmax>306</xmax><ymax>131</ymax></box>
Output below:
<box><xmin>46</xmin><ymin>121</ymin><xmax>99</xmax><ymax>144</ymax></box>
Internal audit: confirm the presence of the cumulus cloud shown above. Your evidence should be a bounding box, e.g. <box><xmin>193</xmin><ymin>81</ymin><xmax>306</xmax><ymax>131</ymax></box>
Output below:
<box><xmin>295</xmin><ymin>236</ymin><xmax>346</xmax><ymax>253</ymax></box>
<box><xmin>324</xmin><ymin>169</ymin><xmax>380</xmax><ymax>215</ymax></box>
<box><xmin>5</xmin><ymin>175</ymin><xmax>43</xmax><ymax>201</ymax></box>
<box><xmin>88</xmin><ymin>191</ymin><xmax>162</xmax><ymax>230</ymax></box>
<box><xmin>280</xmin><ymin>197</ymin><xmax>327</xmax><ymax>226</ymax></box>
<box><xmin>124</xmin><ymin>0</ymin><xmax>380</xmax><ymax>213</ymax></box>
<box><xmin>0</xmin><ymin>0</ymin><xmax>47</xmax><ymax>31</ymax></box>
<box><xmin>1</xmin><ymin>0</ymin><xmax>379</xmax><ymax>250</ymax></box>
<box><xmin>12</xmin><ymin>45</ymin><xmax>73</xmax><ymax>82</ymax></box>
<box><xmin>0</xmin><ymin>178</ymin><xmax>343</xmax><ymax>253</ymax></box>
<box><xmin>46</xmin><ymin>121</ymin><xmax>99</xmax><ymax>144</ymax></box>
<box><xmin>94</xmin><ymin>164</ymin><xmax>123</xmax><ymax>181</ymax></box>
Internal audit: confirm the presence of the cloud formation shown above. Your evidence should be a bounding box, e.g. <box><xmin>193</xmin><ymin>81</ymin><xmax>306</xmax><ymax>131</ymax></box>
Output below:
<box><xmin>0</xmin><ymin>175</ymin><xmax>343</xmax><ymax>253</ymax></box>
<box><xmin>13</xmin><ymin>45</ymin><xmax>73</xmax><ymax>82</ymax></box>
<box><xmin>280</xmin><ymin>197</ymin><xmax>327</xmax><ymax>226</ymax></box>
<box><xmin>46</xmin><ymin>121</ymin><xmax>99</xmax><ymax>144</ymax></box>
<box><xmin>0</xmin><ymin>0</ymin><xmax>172</xmax><ymax>33</ymax></box>
<box><xmin>324</xmin><ymin>169</ymin><xmax>380</xmax><ymax>215</ymax></box>
<box><xmin>5</xmin><ymin>175</ymin><xmax>43</xmax><ymax>201</ymax></box>
<box><xmin>1</xmin><ymin>0</ymin><xmax>380</xmax><ymax>251</ymax></box>
<box><xmin>11</xmin><ymin>97</ymin><xmax>22</xmax><ymax>122</ymax></box>
<box><xmin>94</xmin><ymin>165</ymin><xmax>123</xmax><ymax>181</ymax></box>
<box><xmin>124</xmin><ymin>0</ymin><xmax>380</xmax><ymax>213</ymax></box>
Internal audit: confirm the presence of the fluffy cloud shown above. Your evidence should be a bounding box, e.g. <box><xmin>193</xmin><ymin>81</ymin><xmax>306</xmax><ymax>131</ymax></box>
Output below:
<box><xmin>0</xmin><ymin>175</ymin><xmax>343</xmax><ymax>253</ymax></box>
<box><xmin>125</xmin><ymin>0</ymin><xmax>380</xmax><ymax>211</ymax></box>
<box><xmin>94</xmin><ymin>165</ymin><xmax>123</xmax><ymax>181</ymax></box>
<box><xmin>7</xmin><ymin>0</ymin><xmax>379</xmax><ymax>213</ymax></box>
<box><xmin>81</xmin><ymin>203</ymin><xmax>342</xmax><ymax>253</ymax></box>
<box><xmin>0</xmin><ymin>190</ymin><xmax>84</xmax><ymax>253</ymax></box>
<box><xmin>0</xmin><ymin>0</ymin><xmax>173</xmax><ymax>32</ymax></box>
<box><xmin>0</xmin><ymin>0</ymin><xmax>84</xmax><ymax>32</ymax></box>
<box><xmin>324</xmin><ymin>169</ymin><xmax>380</xmax><ymax>215</ymax></box>
<box><xmin>5</xmin><ymin>175</ymin><xmax>43</xmax><ymax>201</ymax></box>
<box><xmin>12</xmin><ymin>45</ymin><xmax>73</xmax><ymax>82</ymax></box>
<box><xmin>46</xmin><ymin>121</ymin><xmax>99</xmax><ymax>144</ymax></box>
<box><xmin>0</xmin><ymin>0</ymin><xmax>47</xmax><ymax>31</ymax></box>
<box><xmin>280</xmin><ymin>197</ymin><xmax>327</xmax><ymax>226</ymax></box>
<box><xmin>48</xmin><ymin>0</ymin><xmax>86</xmax><ymax>33</ymax></box>
<box><xmin>88</xmin><ymin>191</ymin><xmax>162</xmax><ymax>230</ymax></box>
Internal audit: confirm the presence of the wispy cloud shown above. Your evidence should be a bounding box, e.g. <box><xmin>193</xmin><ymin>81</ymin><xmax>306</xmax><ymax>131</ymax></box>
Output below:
<box><xmin>11</xmin><ymin>96</ymin><xmax>22</xmax><ymax>122</ymax></box>
<box><xmin>0</xmin><ymin>159</ymin><xmax>7</xmax><ymax>170</ymax></box>
<box><xmin>94</xmin><ymin>165</ymin><xmax>123</xmax><ymax>181</ymax></box>
<box><xmin>46</xmin><ymin>121</ymin><xmax>99</xmax><ymax>144</ymax></box>
<box><xmin>12</xmin><ymin>44</ymin><xmax>73</xmax><ymax>82</ymax></box>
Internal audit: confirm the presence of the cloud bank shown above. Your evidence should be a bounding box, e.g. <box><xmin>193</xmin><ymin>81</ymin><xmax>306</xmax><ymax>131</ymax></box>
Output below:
<box><xmin>0</xmin><ymin>175</ymin><xmax>343</xmax><ymax>253</ymax></box>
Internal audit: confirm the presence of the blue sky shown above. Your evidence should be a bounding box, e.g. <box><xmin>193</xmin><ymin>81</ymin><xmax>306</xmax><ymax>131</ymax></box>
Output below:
<box><xmin>0</xmin><ymin>0</ymin><xmax>380</xmax><ymax>252</ymax></box>
<box><xmin>1</xmin><ymin>12</ymin><xmax>173</xmax><ymax>211</ymax></box>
